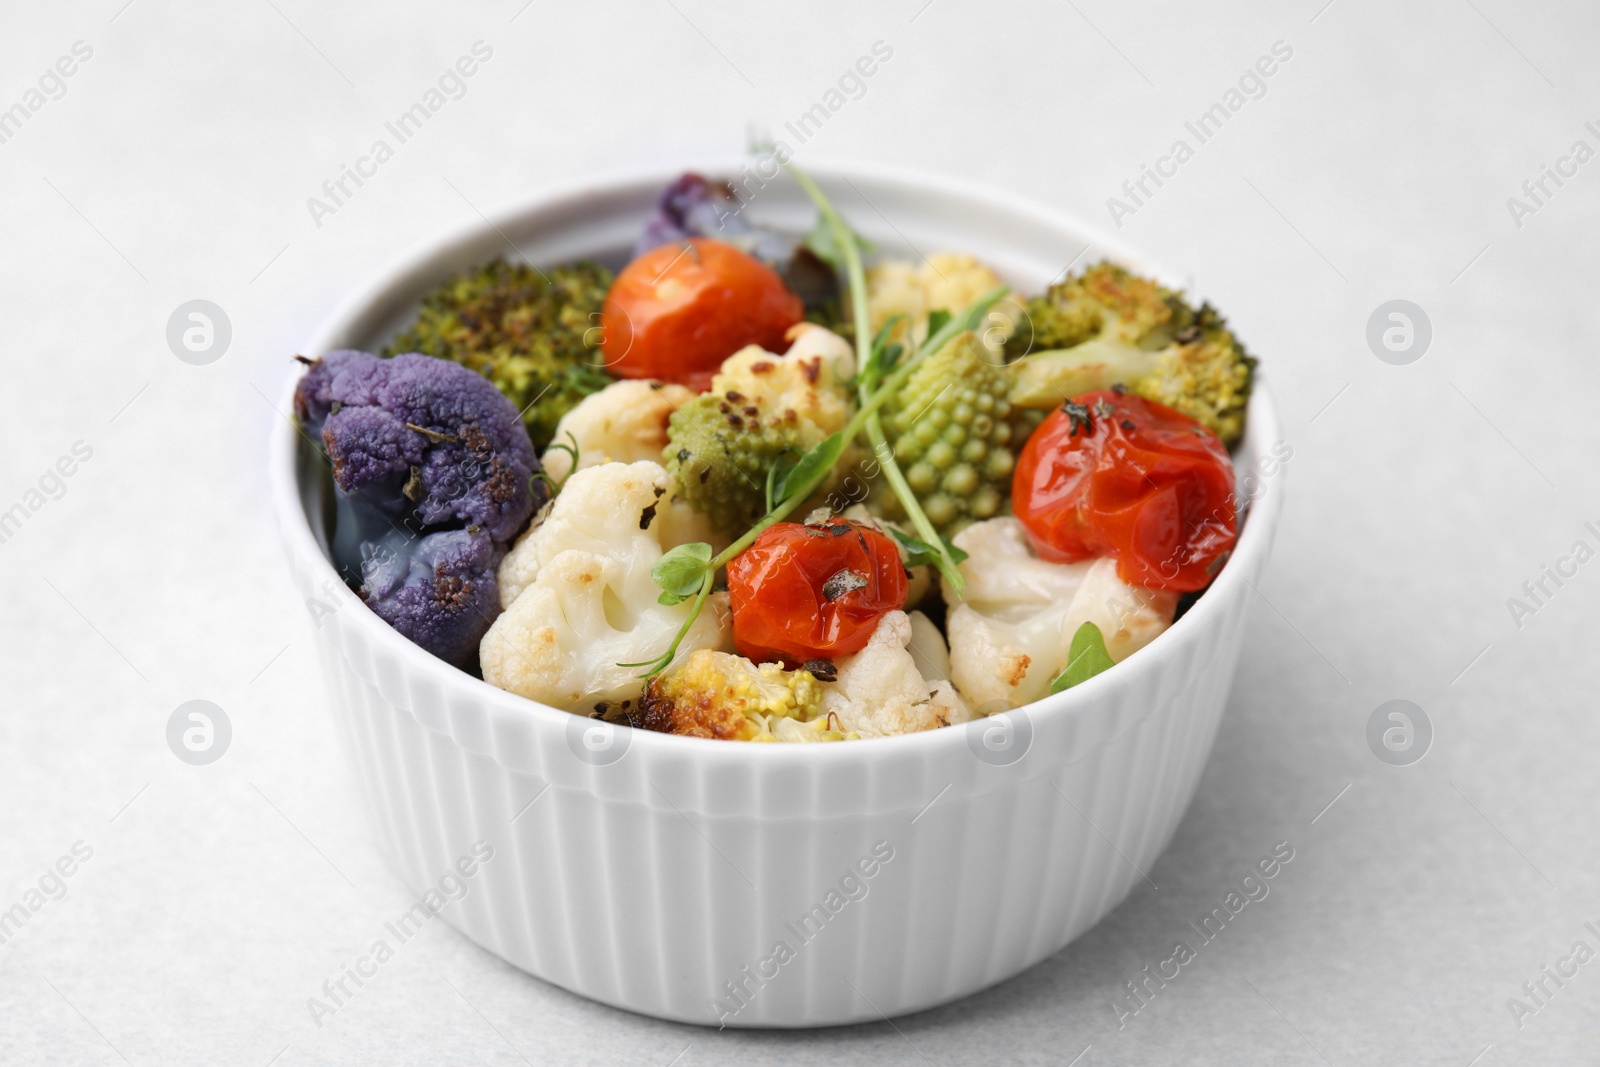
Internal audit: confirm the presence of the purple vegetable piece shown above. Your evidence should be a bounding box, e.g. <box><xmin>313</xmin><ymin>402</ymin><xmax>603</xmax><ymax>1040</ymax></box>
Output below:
<box><xmin>294</xmin><ymin>349</ymin><xmax>547</xmax><ymax>666</ymax></box>
<box><xmin>358</xmin><ymin>528</ymin><xmax>504</xmax><ymax>667</ymax></box>
<box><xmin>634</xmin><ymin>173</ymin><xmax>758</xmax><ymax>257</ymax></box>
<box><xmin>633</xmin><ymin>173</ymin><xmax>837</xmax><ymax>308</ymax></box>
<box><xmin>295</xmin><ymin>350</ymin><xmax>540</xmax><ymax>543</ymax></box>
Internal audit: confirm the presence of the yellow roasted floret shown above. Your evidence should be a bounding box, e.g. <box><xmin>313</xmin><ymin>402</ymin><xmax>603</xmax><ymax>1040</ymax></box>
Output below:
<box><xmin>857</xmin><ymin>253</ymin><xmax>1021</xmax><ymax>355</ymax></box>
<box><xmin>639</xmin><ymin>650</ymin><xmax>853</xmax><ymax>742</ymax></box>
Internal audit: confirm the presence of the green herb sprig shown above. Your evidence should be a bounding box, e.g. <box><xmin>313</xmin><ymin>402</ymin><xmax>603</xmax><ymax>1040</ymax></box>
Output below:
<box><xmin>531</xmin><ymin>431</ymin><xmax>580</xmax><ymax>498</ymax></box>
<box><xmin>624</xmin><ymin>162</ymin><xmax>1008</xmax><ymax>678</ymax></box>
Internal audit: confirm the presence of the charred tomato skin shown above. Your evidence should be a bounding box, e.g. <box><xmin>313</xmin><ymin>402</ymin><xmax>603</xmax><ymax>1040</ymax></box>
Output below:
<box><xmin>727</xmin><ymin>519</ymin><xmax>908</xmax><ymax>666</ymax></box>
<box><xmin>1013</xmin><ymin>390</ymin><xmax>1237</xmax><ymax>592</ymax></box>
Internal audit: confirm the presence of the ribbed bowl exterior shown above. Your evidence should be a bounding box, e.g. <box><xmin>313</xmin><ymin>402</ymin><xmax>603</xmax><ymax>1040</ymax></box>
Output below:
<box><xmin>272</xmin><ymin>163</ymin><xmax>1284</xmax><ymax>1027</ymax></box>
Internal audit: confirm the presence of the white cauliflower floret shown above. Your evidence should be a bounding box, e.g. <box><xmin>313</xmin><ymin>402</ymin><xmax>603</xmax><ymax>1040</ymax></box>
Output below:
<box><xmin>944</xmin><ymin>517</ymin><xmax>1177</xmax><ymax>710</ymax></box>
<box><xmin>857</xmin><ymin>253</ymin><xmax>1021</xmax><ymax>356</ymax></box>
<box><xmin>481</xmin><ymin>461</ymin><xmax>729</xmax><ymax>711</ymax></box>
<box><xmin>906</xmin><ymin>610</ymin><xmax>951</xmax><ymax>681</ymax></box>
<box><xmin>822</xmin><ymin>611</ymin><xmax>972</xmax><ymax>738</ymax></box>
<box><xmin>540</xmin><ymin>379</ymin><xmax>695</xmax><ymax>483</ymax></box>
<box><xmin>534</xmin><ymin>378</ymin><xmax>721</xmax><ymax>557</ymax></box>
<box><xmin>711</xmin><ymin>323</ymin><xmax>855</xmax><ymax>435</ymax></box>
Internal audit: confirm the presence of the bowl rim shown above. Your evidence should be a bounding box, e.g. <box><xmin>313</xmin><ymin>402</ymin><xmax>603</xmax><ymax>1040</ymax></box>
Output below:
<box><xmin>269</xmin><ymin>157</ymin><xmax>1284</xmax><ymax>768</ymax></box>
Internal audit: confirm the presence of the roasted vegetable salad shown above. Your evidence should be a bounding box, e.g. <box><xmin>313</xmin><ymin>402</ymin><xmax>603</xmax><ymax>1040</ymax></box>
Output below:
<box><xmin>294</xmin><ymin>165</ymin><xmax>1258</xmax><ymax>742</ymax></box>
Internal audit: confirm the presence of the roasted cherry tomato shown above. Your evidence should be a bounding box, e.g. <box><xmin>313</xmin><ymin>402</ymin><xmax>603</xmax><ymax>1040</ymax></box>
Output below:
<box><xmin>1013</xmin><ymin>390</ymin><xmax>1237</xmax><ymax>591</ymax></box>
<box><xmin>727</xmin><ymin>519</ymin><xmax>908</xmax><ymax>666</ymax></box>
<box><xmin>601</xmin><ymin>237</ymin><xmax>803</xmax><ymax>388</ymax></box>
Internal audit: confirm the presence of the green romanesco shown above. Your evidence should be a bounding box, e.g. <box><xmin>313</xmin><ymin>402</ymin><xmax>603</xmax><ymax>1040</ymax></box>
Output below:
<box><xmin>871</xmin><ymin>331</ymin><xmax>1042</xmax><ymax>536</ymax></box>
<box><xmin>383</xmin><ymin>258</ymin><xmax>615</xmax><ymax>449</ymax></box>
<box><xmin>663</xmin><ymin>392</ymin><xmax>815</xmax><ymax>540</ymax></box>
<box><xmin>1005</xmin><ymin>261</ymin><xmax>1257</xmax><ymax>446</ymax></box>
<box><xmin>663</xmin><ymin>327</ymin><xmax>856</xmax><ymax>540</ymax></box>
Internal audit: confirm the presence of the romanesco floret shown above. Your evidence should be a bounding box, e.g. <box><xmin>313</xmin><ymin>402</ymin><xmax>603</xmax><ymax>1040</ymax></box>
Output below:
<box><xmin>384</xmin><ymin>258</ymin><xmax>615</xmax><ymax>450</ymax></box>
<box><xmin>664</xmin><ymin>325</ymin><xmax>855</xmax><ymax>539</ymax></box>
<box><xmin>870</xmin><ymin>331</ymin><xmax>1042</xmax><ymax>536</ymax></box>
<box><xmin>639</xmin><ymin>651</ymin><xmax>850</xmax><ymax>742</ymax></box>
<box><xmin>663</xmin><ymin>395</ymin><xmax>815</xmax><ymax>540</ymax></box>
<box><xmin>1006</xmin><ymin>261</ymin><xmax>1256</xmax><ymax>446</ymax></box>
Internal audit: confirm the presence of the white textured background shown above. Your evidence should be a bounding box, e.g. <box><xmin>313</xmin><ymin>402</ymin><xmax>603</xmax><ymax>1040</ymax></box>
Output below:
<box><xmin>2</xmin><ymin>1</ymin><xmax>1597</xmax><ymax>1064</ymax></box>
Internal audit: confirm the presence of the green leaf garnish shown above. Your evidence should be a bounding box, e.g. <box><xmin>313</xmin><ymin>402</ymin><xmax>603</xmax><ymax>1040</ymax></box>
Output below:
<box><xmin>804</xmin><ymin>212</ymin><xmax>874</xmax><ymax>272</ymax></box>
<box><xmin>765</xmin><ymin>451</ymin><xmax>798</xmax><ymax>514</ymax></box>
<box><xmin>532</xmin><ymin>431</ymin><xmax>581</xmax><ymax>497</ymax></box>
<box><xmin>888</xmin><ymin>527</ymin><xmax>969</xmax><ymax>570</ymax></box>
<box><xmin>622</xmin><ymin>569</ymin><xmax>715</xmax><ymax>676</ymax></box>
<box><xmin>926</xmin><ymin>308</ymin><xmax>951</xmax><ymax>339</ymax></box>
<box><xmin>776</xmin><ymin>432</ymin><xmax>844</xmax><ymax>504</ymax></box>
<box><xmin>651</xmin><ymin>542</ymin><xmax>713</xmax><ymax>600</ymax></box>
<box><xmin>1049</xmin><ymin>622</ymin><xmax>1116</xmax><ymax>693</ymax></box>
<box><xmin>863</xmin><ymin>315</ymin><xmax>906</xmax><ymax>385</ymax></box>
<box><xmin>623</xmin><ymin>159</ymin><xmax>1012</xmax><ymax>680</ymax></box>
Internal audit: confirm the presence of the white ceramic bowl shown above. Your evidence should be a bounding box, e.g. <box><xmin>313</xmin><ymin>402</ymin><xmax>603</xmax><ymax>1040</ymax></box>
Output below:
<box><xmin>270</xmin><ymin>161</ymin><xmax>1284</xmax><ymax>1028</ymax></box>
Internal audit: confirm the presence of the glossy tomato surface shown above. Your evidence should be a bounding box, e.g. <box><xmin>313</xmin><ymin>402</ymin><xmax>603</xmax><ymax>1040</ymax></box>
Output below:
<box><xmin>601</xmin><ymin>237</ymin><xmax>803</xmax><ymax>387</ymax></box>
<box><xmin>727</xmin><ymin>519</ymin><xmax>908</xmax><ymax>666</ymax></box>
<box><xmin>1013</xmin><ymin>390</ymin><xmax>1237</xmax><ymax>591</ymax></box>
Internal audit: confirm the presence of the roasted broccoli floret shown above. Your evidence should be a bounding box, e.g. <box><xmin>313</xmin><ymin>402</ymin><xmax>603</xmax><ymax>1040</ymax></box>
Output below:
<box><xmin>294</xmin><ymin>349</ymin><xmax>543</xmax><ymax>666</ymax></box>
<box><xmin>871</xmin><ymin>332</ymin><xmax>1042</xmax><ymax>536</ymax></box>
<box><xmin>1006</xmin><ymin>261</ymin><xmax>1256</xmax><ymax>446</ymax></box>
<box><xmin>639</xmin><ymin>649</ymin><xmax>850</xmax><ymax>741</ymax></box>
<box><xmin>383</xmin><ymin>258</ymin><xmax>615</xmax><ymax>449</ymax></box>
<box><xmin>1007</xmin><ymin>260</ymin><xmax>1188</xmax><ymax>355</ymax></box>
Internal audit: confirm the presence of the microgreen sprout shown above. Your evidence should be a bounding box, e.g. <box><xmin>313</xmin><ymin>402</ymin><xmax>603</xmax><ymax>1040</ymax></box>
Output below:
<box><xmin>624</xmin><ymin>160</ymin><xmax>1008</xmax><ymax>679</ymax></box>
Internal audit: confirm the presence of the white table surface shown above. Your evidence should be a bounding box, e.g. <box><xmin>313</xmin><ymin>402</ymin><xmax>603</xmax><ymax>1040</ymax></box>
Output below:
<box><xmin>2</xmin><ymin>1</ymin><xmax>1597</xmax><ymax>1063</ymax></box>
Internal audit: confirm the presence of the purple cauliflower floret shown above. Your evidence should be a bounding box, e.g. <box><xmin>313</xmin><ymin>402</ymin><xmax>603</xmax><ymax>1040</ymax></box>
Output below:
<box><xmin>633</xmin><ymin>173</ymin><xmax>837</xmax><ymax>309</ymax></box>
<box><xmin>358</xmin><ymin>528</ymin><xmax>504</xmax><ymax>666</ymax></box>
<box><xmin>295</xmin><ymin>350</ymin><xmax>540</xmax><ymax>542</ymax></box>
<box><xmin>294</xmin><ymin>349</ymin><xmax>547</xmax><ymax>667</ymax></box>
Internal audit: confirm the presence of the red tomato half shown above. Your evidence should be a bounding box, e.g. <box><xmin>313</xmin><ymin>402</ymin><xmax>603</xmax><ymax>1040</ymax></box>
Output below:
<box><xmin>727</xmin><ymin>519</ymin><xmax>908</xmax><ymax>666</ymax></box>
<box><xmin>1013</xmin><ymin>391</ymin><xmax>1237</xmax><ymax>591</ymax></box>
<box><xmin>601</xmin><ymin>237</ymin><xmax>803</xmax><ymax>386</ymax></box>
